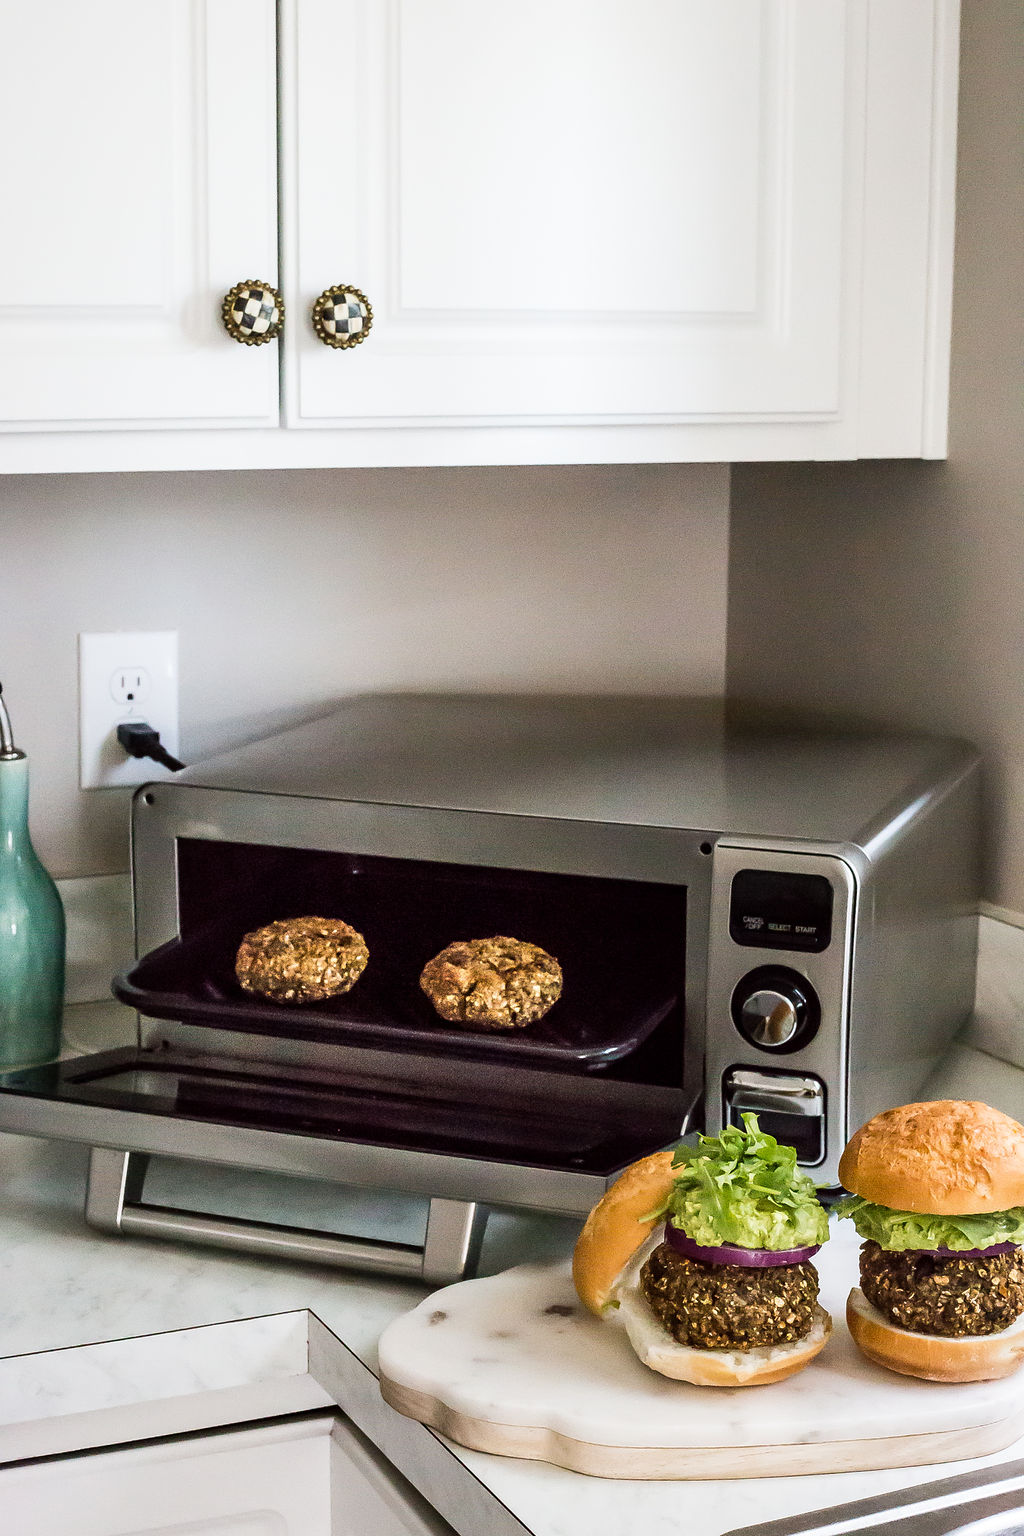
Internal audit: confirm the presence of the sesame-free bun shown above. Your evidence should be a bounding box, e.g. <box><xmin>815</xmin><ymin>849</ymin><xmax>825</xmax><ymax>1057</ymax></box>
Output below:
<box><xmin>847</xmin><ymin>1287</ymin><xmax>1024</xmax><ymax>1382</ymax></box>
<box><xmin>573</xmin><ymin>1153</ymin><xmax>832</xmax><ymax>1387</ymax></box>
<box><xmin>572</xmin><ymin>1150</ymin><xmax>676</xmax><ymax>1317</ymax></box>
<box><xmin>838</xmin><ymin>1100</ymin><xmax>1024</xmax><ymax>1216</ymax></box>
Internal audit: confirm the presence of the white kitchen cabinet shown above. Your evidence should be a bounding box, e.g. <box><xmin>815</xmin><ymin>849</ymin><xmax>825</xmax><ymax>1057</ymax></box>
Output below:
<box><xmin>0</xmin><ymin>0</ymin><xmax>959</xmax><ymax>471</ymax></box>
<box><xmin>0</xmin><ymin>0</ymin><xmax>279</xmax><ymax>434</ymax></box>
<box><xmin>0</xmin><ymin>1413</ymin><xmax>454</xmax><ymax>1536</ymax></box>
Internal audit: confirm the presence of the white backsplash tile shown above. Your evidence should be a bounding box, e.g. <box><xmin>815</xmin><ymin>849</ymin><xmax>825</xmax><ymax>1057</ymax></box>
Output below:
<box><xmin>57</xmin><ymin>873</ymin><xmax>133</xmax><ymax>1005</ymax></box>
<box><xmin>967</xmin><ymin>913</ymin><xmax>1024</xmax><ymax>1070</ymax></box>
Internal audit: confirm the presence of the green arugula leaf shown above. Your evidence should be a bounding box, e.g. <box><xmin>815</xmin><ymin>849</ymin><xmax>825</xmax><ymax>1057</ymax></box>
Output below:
<box><xmin>660</xmin><ymin>1113</ymin><xmax>830</xmax><ymax>1250</ymax></box>
<box><xmin>836</xmin><ymin>1196</ymin><xmax>1024</xmax><ymax>1251</ymax></box>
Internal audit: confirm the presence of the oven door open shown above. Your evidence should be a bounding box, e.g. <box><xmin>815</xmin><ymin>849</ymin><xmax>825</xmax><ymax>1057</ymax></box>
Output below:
<box><xmin>0</xmin><ymin>811</ymin><xmax>705</xmax><ymax>1281</ymax></box>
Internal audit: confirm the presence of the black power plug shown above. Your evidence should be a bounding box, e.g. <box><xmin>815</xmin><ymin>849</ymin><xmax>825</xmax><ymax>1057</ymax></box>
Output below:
<box><xmin>116</xmin><ymin>721</ymin><xmax>185</xmax><ymax>773</ymax></box>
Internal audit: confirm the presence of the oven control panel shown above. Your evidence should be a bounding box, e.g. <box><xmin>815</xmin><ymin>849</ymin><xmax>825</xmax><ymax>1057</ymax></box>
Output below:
<box><xmin>704</xmin><ymin>843</ymin><xmax>857</xmax><ymax>1185</ymax></box>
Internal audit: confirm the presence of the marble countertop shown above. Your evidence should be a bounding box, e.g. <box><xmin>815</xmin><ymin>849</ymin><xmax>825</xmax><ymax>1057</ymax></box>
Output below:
<box><xmin>2</xmin><ymin>1000</ymin><xmax>1024</xmax><ymax>1536</ymax></box>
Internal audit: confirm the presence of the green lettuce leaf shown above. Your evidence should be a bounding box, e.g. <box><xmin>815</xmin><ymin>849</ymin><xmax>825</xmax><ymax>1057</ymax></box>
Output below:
<box><xmin>836</xmin><ymin>1196</ymin><xmax>1024</xmax><ymax>1251</ymax></box>
<box><xmin>653</xmin><ymin>1113</ymin><xmax>830</xmax><ymax>1250</ymax></box>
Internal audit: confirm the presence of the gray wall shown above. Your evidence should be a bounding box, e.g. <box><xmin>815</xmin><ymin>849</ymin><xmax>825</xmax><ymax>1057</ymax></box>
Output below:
<box><xmin>0</xmin><ymin>463</ymin><xmax>729</xmax><ymax>878</ymax></box>
<box><xmin>727</xmin><ymin>2</ymin><xmax>1024</xmax><ymax>914</ymax></box>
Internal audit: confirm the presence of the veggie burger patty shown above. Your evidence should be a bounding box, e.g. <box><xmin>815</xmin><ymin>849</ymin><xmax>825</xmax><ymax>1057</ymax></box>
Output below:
<box><xmin>640</xmin><ymin>1242</ymin><xmax>820</xmax><ymax>1350</ymax></box>
<box><xmin>859</xmin><ymin>1239</ymin><xmax>1024</xmax><ymax>1338</ymax></box>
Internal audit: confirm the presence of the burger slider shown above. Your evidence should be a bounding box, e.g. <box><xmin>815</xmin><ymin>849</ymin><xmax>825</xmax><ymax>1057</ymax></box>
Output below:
<box><xmin>838</xmin><ymin>1099</ymin><xmax>1024</xmax><ymax>1382</ymax></box>
<box><xmin>573</xmin><ymin>1114</ymin><xmax>832</xmax><ymax>1387</ymax></box>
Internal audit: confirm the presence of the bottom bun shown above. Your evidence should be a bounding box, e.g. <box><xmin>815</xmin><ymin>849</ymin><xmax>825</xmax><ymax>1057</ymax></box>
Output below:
<box><xmin>847</xmin><ymin>1287</ymin><xmax>1024</xmax><ymax>1383</ymax></box>
<box><xmin>609</xmin><ymin>1236</ymin><xmax>832</xmax><ymax>1387</ymax></box>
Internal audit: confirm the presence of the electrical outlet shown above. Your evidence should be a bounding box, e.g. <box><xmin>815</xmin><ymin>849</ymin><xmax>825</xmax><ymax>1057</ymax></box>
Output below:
<box><xmin>79</xmin><ymin>632</ymin><xmax>179</xmax><ymax>790</ymax></box>
<box><xmin>109</xmin><ymin>667</ymin><xmax>151</xmax><ymax>707</ymax></box>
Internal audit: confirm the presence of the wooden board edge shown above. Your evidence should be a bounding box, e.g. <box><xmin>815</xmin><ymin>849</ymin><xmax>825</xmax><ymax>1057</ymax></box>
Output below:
<box><xmin>379</xmin><ymin>1374</ymin><xmax>1024</xmax><ymax>1481</ymax></box>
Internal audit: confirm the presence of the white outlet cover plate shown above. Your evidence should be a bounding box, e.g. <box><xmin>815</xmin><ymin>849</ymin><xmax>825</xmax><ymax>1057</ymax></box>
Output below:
<box><xmin>79</xmin><ymin>631</ymin><xmax>179</xmax><ymax>790</ymax></box>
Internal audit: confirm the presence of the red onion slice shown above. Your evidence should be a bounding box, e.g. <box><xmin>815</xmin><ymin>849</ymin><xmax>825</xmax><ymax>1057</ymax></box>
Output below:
<box><xmin>924</xmin><ymin>1242</ymin><xmax>1018</xmax><ymax>1259</ymax></box>
<box><xmin>664</xmin><ymin>1223</ymin><xmax>820</xmax><ymax>1268</ymax></box>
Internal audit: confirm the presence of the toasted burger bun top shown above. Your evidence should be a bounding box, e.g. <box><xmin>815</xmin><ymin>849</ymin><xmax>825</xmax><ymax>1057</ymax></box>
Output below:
<box><xmin>839</xmin><ymin>1100</ymin><xmax>1024</xmax><ymax>1215</ymax></box>
<box><xmin>572</xmin><ymin>1149</ymin><xmax>676</xmax><ymax>1316</ymax></box>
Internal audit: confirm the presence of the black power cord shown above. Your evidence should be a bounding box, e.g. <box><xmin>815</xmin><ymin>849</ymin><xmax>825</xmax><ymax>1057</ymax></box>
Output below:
<box><xmin>116</xmin><ymin>721</ymin><xmax>185</xmax><ymax>773</ymax></box>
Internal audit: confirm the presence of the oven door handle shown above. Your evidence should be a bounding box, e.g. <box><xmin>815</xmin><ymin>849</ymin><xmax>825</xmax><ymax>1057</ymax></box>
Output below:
<box><xmin>84</xmin><ymin>1147</ymin><xmax>488</xmax><ymax>1286</ymax></box>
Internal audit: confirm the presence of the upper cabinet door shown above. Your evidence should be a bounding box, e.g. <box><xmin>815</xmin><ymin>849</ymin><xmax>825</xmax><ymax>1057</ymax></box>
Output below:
<box><xmin>0</xmin><ymin>0</ymin><xmax>956</xmax><ymax>468</ymax></box>
<box><xmin>0</xmin><ymin>0</ymin><xmax>279</xmax><ymax>431</ymax></box>
<box><xmin>285</xmin><ymin>0</ymin><xmax>850</xmax><ymax>429</ymax></box>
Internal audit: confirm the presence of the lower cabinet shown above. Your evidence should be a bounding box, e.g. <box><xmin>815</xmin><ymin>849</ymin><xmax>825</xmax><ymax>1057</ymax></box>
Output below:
<box><xmin>0</xmin><ymin>1412</ymin><xmax>454</xmax><ymax>1536</ymax></box>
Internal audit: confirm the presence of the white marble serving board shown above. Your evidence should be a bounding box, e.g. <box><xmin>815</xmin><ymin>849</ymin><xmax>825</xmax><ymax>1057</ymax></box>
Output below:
<box><xmin>377</xmin><ymin>1223</ymin><xmax>1024</xmax><ymax>1478</ymax></box>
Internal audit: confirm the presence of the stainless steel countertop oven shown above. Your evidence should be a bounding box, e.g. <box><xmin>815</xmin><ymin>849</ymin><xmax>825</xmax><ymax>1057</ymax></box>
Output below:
<box><xmin>0</xmin><ymin>696</ymin><xmax>980</xmax><ymax>1281</ymax></box>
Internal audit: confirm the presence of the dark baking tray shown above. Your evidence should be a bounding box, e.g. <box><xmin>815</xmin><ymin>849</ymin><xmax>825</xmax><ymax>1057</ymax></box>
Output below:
<box><xmin>114</xmin><ymin>917</ymin><xmax>678</xmax><ymax>1069</ymax></box>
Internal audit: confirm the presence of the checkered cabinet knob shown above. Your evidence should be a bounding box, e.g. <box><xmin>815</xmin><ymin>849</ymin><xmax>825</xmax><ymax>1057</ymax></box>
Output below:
<box><xmin>220</xmin><ymin>280</ymin><xmax>284</xmax><ymax>345</ymax></box>
<box><xmin>311</xmin><ymin>285</ymin><xmax>373</xmax><ymax>348</ymax></box>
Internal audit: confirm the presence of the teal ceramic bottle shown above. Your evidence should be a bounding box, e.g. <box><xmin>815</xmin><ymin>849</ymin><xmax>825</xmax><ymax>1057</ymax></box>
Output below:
<box><xmin>0</xmin><ymin>684</ymin><xmax>65</xmax><ymax>1068</ymax></box>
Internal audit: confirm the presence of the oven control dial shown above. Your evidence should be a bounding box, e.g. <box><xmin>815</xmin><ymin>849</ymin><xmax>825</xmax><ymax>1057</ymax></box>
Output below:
<box><xmin>730</xmin><ymin>967</ymin><xmax>820</xmax><ymax>1053</ymax></box>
